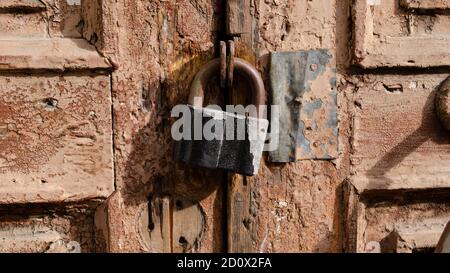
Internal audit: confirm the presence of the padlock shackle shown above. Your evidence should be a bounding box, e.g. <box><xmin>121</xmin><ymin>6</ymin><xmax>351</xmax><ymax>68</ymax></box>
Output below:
<box><xmin>189</xmin><ymin>58</ymin><xmax>266</xmax><ymax>118</ymax></box>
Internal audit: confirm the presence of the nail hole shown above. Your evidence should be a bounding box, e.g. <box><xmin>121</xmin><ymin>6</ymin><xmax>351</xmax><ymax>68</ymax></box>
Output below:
<box><xmin>175</xmin><ymin>200</ymin><xmax>183</xmax><ymax>210</ymax></box>
<box><xmin>383</xmin><ymin>83</ymin><xmax>403</xmax><ymax>94</ymax></box>
<box><xmin>242</xmin><ymin>219</ymin><xmax>251</xmax><ymax>230</ymax></box>
<box><xmin>148</xmin><ymin>222</ymin><xmax>155</xmax><ymax>231</ymax></box>
<box><xmin>43</xmin><ymin>98</ymin><xmax>56</xmax><ymax>106</ymax></box>
<box><xmin>41</xmin><ymin>98</ymin><xmax>58</xmax><ymax>111</ymax></box>
<box><xmin>40</xmin><ymin>179</ymin><xmax>48</xmax><ymax>184</ymax></box>
<box><xmin>179</xmin><ymin>236</ymin><xmax>188</xmax><ymax>245</ymax></box>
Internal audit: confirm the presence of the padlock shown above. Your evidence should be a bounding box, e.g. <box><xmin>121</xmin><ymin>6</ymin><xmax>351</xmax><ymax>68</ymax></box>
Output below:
<box><xmin>173</xmin><ymin>58</ymin><xmax>268</xmax><ymax>176</ymax></box>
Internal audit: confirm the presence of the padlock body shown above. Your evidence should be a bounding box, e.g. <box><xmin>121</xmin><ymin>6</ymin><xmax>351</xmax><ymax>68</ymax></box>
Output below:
<box><xmin>173</xmin><ymin>105</ymin><xmax>268</xmax><ymax>176</ymax></box>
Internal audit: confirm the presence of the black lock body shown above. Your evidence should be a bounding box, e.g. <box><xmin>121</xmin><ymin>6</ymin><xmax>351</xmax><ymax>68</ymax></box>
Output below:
<box><xmin>173</xmin><ymin>58</ymin><xmax>268</xmax><ymax>176</ymax></box>
<box><xmin>173</xmin><ymin>106</ymin><xmax>265</xmax><ymax>176</ymax></box>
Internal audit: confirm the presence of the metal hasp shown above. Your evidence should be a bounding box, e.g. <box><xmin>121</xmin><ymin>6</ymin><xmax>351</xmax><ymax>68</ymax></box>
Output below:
<box><xmin>436</xmin><ymin>76</ymin><xmax>450</xmax><ymax>131</ymax></box>
<box><xmin>174</xmin><ymin>58</ymin><xmax>268</xmax><ymax>176</ymax></box>
<box><xmin>268</xmin><ymin>50</ymin><xmax>338</xmax><ymax>162</ymax></box>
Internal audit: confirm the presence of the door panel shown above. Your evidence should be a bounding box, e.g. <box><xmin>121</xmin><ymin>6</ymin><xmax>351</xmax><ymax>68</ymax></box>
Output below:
<box><xmin>353</xmin><ymin>0</ymin><xmax>450</xmax><ymax>68</ymax></box>
<box><xmin>0</xmin><ymin>74</ymin><xmax>114</xmax><ymax>203</ymax></box>
<box><xmin>0</xmin><ymin>0</ymin><xmax>113</xmax><ymax>252</ymax></box>
<box><xmin>350</xmin><ymin>74</ymin><xmax>450</xmax><ymax>193</ymax></box>
<box><xmin>0</xmin><ymin>202</ymin><xmax>100</xmax><ymax>253</ymax></box>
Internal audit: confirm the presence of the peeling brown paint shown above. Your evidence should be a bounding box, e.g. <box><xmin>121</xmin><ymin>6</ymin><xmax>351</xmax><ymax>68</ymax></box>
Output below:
<box><xmin>1</xmin><ymin>0</ymin><xmax>449</xmax><ymax>254</ymax></box>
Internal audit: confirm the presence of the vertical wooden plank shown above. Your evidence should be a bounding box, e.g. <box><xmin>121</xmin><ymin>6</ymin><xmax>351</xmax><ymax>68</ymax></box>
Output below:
<box><xmin>343</xmin><ymin>182</ymin><xmax>359</xmax><ymax>253</ymax></box>
<box><xmin>161</xmin><ymin>196</ymin><xmax>172</xmax><ymax>253</ymax></box>
<box><xmin>226</xmin><ymin>1</ymin><xmax>258</xmax><ymax>252</ymax></box>
<box><xmin>226</xmin><ymin>39</ymin><xmax>250</xmax><ymax>252</ymax></box>
<box><xmin>226</xmin><ymin>0</ymin><xmax>246</xmax><ymax>35</ymax></box>
<box><xmin>227</xmin><ymin>154</ymin><xmax>253</xmax><ymax>252</ymax></box>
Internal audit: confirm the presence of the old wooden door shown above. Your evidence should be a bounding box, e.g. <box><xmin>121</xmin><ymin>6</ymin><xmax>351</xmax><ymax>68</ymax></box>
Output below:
<box><xmin>1</xmin><ymin>0</ymin><xmax>449</xmax><ymax>253</ymax></box>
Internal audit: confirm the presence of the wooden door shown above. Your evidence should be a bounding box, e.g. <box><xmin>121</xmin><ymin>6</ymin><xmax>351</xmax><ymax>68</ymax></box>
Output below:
<box><xmin>1</xmin><ymin>0</ymin><xmax>449</xmax><ymax>253</ymax></box>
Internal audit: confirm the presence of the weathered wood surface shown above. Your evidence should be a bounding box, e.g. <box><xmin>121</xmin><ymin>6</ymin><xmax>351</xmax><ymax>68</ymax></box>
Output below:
<box><xmin>400</xmin><ymin>0</ymin><xmax>450</xmax><ymax>10</ymax></box>
<box><xmin>0</xmin><ymin>75</ymin><xmax>114</xmax><ymax>204</ymax></box>
<box><xmin>0</xmin><ymin>0</ymin><xmax>45</xmax><ymax>12</ymax></box>
<box><xmin>353</xmin><ymin>0</ymin><xmax>450</xmax><ymax>68</ymax></box>
<box><xmin>226</xmin><ymin>0</ymin><xmax>248</xmax><ymax>36</ymax></box>
<box><xmin>227</xmin><ymin>44</ymin><xmax>255</xmax><ymax>252</ymax></box>
<box><xmin>0</xmin><ymin>39</ymin><xmax>111</xmax><ymax>71</ymax></box>
<box><xmin>350</xmin><ymin>74</ymin><xmax>450</xmax><ymax>193</ymax></box>
<box><xmin>95</xmin><ymin>0</ymin><xmax>225</xmax><ymax>253</ymax></box>
<box><xmin>3</xmin><ymin>0</ymin><xmax>450</xmax><ymax>254</ymax></box>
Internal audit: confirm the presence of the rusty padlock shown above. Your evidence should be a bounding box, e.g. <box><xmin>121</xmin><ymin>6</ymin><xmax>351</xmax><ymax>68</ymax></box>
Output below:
<box><xmin>173</xmin><ymin>58</ymin><xmax>268</xmax><ymax>176</ymax></box>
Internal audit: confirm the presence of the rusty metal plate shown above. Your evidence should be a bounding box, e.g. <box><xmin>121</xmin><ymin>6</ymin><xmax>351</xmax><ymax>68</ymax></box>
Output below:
<box><xmin>268</xmin><ymin>50</ymin><xmax>338</xmax><ymax>162</ymax></box>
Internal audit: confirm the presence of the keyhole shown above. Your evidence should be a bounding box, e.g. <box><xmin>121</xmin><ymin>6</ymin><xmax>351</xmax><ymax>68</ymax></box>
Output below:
<box><xmin>175</xmin><ymin>200</ymin><xmax>183</xmax><ymax>210</ymax></box>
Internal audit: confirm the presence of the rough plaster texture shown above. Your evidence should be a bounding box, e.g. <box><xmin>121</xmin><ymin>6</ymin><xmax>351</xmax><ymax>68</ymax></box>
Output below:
<box><xmin>1</xmin><ymin>0</ymin><xmax>450</xmax><ymax>253</ymax></box>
